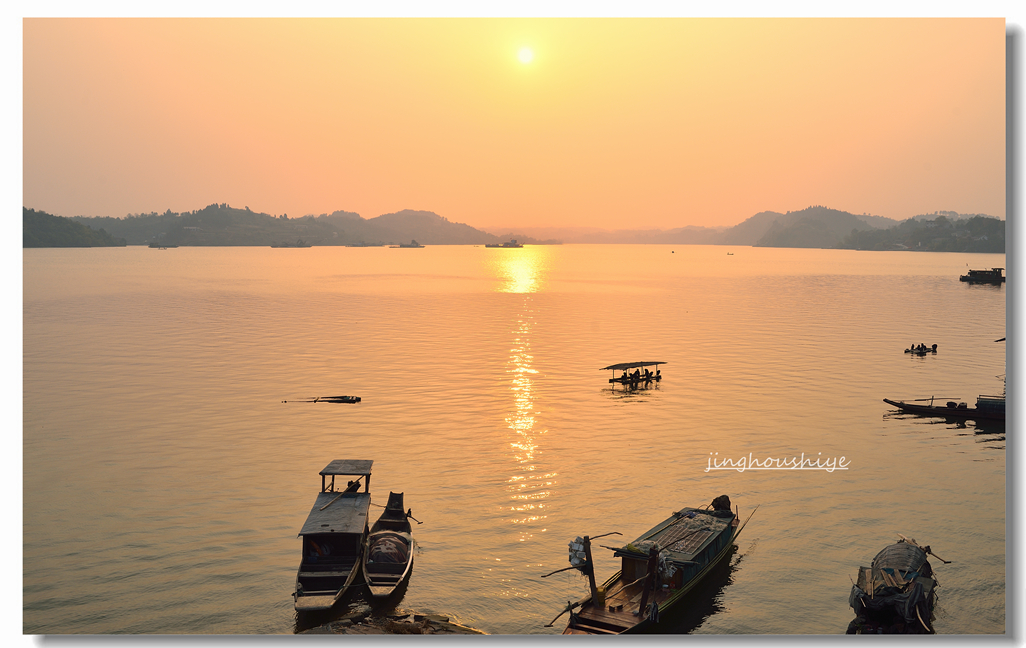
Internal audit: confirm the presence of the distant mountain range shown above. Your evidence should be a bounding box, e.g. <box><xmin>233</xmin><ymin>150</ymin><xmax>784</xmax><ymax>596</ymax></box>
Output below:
<box><xmin>23</xmin><ymin>203</ymin><xmax>1003</xmax><ymax>252</ymax></box>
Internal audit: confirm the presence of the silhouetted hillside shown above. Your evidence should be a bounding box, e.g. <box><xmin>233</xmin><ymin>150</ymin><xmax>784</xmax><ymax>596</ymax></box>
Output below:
<box><xmin>24</xmin><ymin>207</ymin><xmax>127</xmax><ymax>247</ymax></box>
<box><xmin>838</xmin><ymin>214</ymin><xmax>1004</xmax><ymax>252</ymax></box>
<box><xmin>753</xmin><ymin>207</ymin><xmax>877</xmax><ymax>248</ymax></box>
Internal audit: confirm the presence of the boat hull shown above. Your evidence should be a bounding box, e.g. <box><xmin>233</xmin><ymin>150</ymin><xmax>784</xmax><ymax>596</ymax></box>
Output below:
<box><xmin>883</xmin><ymin>398</ymin><xmax>1004</xmax><ymax>422</ymax></box>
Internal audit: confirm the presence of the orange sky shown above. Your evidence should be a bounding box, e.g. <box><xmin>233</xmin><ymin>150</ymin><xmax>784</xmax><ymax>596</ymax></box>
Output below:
<box><xmin>22</xmin><ymin>18</ymin><xmax>1007</xmax><ymax>230</ymax></box>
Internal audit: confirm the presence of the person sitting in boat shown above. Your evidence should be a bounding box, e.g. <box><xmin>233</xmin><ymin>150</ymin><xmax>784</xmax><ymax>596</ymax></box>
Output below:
<box><xmin>643</xmin><ymin>368</ymin><xmax>651</xmax><ymax>380</ymax></box>
<box><xmin>621</xmin><ymin>370</ymin><xmax>629</xmax><ymax>383</ymax></box>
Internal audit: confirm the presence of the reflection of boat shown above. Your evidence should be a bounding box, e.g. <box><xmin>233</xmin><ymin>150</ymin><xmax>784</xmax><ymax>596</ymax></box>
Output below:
<box><xmin>363</xmin><ymin>492</ymin><xmax>417</xmax><ymax>600</ymax></box>
<box><xmin>883</xmin><ymin>396</ymin><xmax>1004</xmax><ymax>422</ymax></box>
<box><xmin>960</xmin><ymin>267</ymin><xmax>1004</xmax><ymax>283</ymax></box>
<box><xmin>601</xmin><ymin>362</ymin><xmax>666</xmax><ymax>388</ymax></box>
<box><xmin>904</xmin><ymin>344</ymin><xmax>937</xmax><ymax>355</ymax></box>
<box><xmin>486</xmin><ymin>239</ymin><xmax>523</xmax><ymax>248</ymax></box>
<box><xmin>390</xmin><ymin>240</ymin><xmax>424</xmax><ymax>248</ymax></box>
<box><xmin>294</xmin><ymin>460</ymin><xmax>372</xmax><ymax>612</ymax></box>
<box><xmin>550</xmin><ymin>496</ymin><xmax>756</xmax><ymax>635</ymax></box>
<box><xmin>846</xmin><ymin>536</ymin><xmax>944</xmax><ymax>634</ymax></box>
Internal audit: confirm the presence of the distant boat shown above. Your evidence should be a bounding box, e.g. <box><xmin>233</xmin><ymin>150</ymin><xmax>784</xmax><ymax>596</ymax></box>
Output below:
<box><xmin>148</xmin><ymin>242</ymin><xmax>177</xmax><ymax>249</ymax></box>
<box><xmin>294</xmin><ymin>460</ymin><xmax>373</xmax><ymax>612</ymax></box>
<box><xmin>846</xmin><ymin>536</ymin><xmax>944</xmax><ymax>634</ymax></box>
<box><xmin>960</xmin><ymin>267</ymin><xmax>1004</xmax><ymax>284</ymax></box>
<box><xmin>272</xmin><ymin>239</ymin><xmax>312</xmax><ymax>248</ymax></box>
<box><xmin>362</xmin><ymin>491</ymin><xmax>417</xmax><ymax>600</ymax></box>
<box><xmin>883</xmin><ymin>395</ymin><xmax>1004</xmax><ymax>422</ymax></box>
<box><xmin>601</xmin><ymin>362</ymin><xmax>666</xmax><ymax>389</ymax></box>
<box><xmin>390</xmin><ymin>240</ymin><xmax>424</xmax><ymax>248</ymax></box>
<box><xmin>486</xmin><ymin>239</ymin><xmax>523</xmax><ymax>248</ymax></box>
<box><xmin>904</xmin><ymin>344</ymin><xmax>937</xmax><ymax>356</ymax></box>
<box><xmin>549</xmin><ymin>495</ymin><xmax>756</xmax><ymax>634</ymax></box>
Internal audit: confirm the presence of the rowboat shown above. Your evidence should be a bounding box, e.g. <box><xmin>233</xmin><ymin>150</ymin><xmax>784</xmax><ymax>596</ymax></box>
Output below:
<box><xmin>846</xmin><ymin>535</ymin><xmax>945</xmax><ymax>634</ymax></box>
<box><xmin>601</xmin><ymin>362</ymin><xmax>666</xmax><ymax>388</ymax></box>
<box><xmin>363</xmin><ymin>491</ymin><xmax>417</xmax><ymax>600</ymax></box>
<box><xmin>959</xmin><ymin>267</ymin><xmax>1004</xmax><ymax>284</ymax></box>
<box><xmin>283</xmin><ymin>395</ymin><xmax>361</xmax><ymax>404</ymax></box>
<box><xmin>293</xmin><ymin>460</ymin><xmax>373</xmax><ymax>612</ymax></box>
<box><xmin>883</xmin><ymin>396</ymin><xmax>1004</xmax><ymax>422</ymax></box>
<box><xmin>547</xmin><ymin>495</ymin><xmax>756</xmax><ymax>634</ymax></box>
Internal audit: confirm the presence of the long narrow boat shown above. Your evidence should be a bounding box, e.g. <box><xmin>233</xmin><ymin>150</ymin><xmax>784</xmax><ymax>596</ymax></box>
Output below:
<box><xmin>293</xmin><ymin>459</ymin><xmax>373</xmax><ymax>612</ymax></box>
<box><xmin>549</xmin><ymin>495</ymin><xmax>756</xmax><ymax>634</ymax></box>
<box><xmin>883</xmin><ymin>396</ymin><xmax>1004</xmax><ymax>422</ymax></box>
<box><xmin>846</xmin><ymin>535</ymin><xmax>944</xmax><ymax>634</ymax></box>
<box><xmin>362</xmin><ymin>491</ymin><xmax>417</xmax><ymax>600</ymax></box>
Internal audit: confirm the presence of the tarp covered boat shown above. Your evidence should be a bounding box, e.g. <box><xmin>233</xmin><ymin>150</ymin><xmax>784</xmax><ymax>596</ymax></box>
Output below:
<box><xmin>846</xmin><ymin>537</ymin><xmax>942</xmax><ymax>634</ymax></box>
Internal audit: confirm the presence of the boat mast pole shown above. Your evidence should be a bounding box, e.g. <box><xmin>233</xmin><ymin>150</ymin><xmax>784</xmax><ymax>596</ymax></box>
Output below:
<box><xmin>582</xmin><ymin>536</ymin><xmax>600</xmax><ymax>602</ymax></box>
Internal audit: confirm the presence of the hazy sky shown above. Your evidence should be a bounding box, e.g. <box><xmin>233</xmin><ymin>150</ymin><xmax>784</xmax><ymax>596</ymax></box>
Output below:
<box><xmin>23</xmin><ymin>17</ymin><xmax>1006</xmax><ymax>230</ymax></box>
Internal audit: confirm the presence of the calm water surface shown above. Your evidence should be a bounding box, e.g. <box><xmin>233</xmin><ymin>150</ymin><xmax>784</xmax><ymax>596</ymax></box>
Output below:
<box><xmin>23</xmin><ymin>244</ymin><xmax>1006</xmax><ymax>634</ymax></box>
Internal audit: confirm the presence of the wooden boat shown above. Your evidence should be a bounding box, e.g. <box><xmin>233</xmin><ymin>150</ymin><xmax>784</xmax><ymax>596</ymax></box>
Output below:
<box><xmin>960</xmin><ymin>267</ymin><xmax>1004</xmax><ymax>284</ymax></box>
<box><xmin>293</xmin><ymin>459</ymin><xmax>373</xmax><ymax>612</ymax></box>
<box><xmin>547</xmin><ymin>495</ymin><xmax>756</xmax><ymax>634</ymax></box>
<box><xmin>282</xmin><ymin>395</ymin><xmax>361</xmax><ymax>404</ymax></box>
<box><xmin>485</xmin><ymin>239</ymin><xmax>523</xmax><ymax>248</ymax></box>
<box><xmin>884</xmin><ymin>395</ymin><xmax>1004</xmax><ymax>422</ymax></box>
<box><xmin>362</xmin><ymin>491</ymin><xmax>417</xmax><ymax>600</ymax></box>
<box><xmin>601</xmin><ymin>362</ymin><xmax>666</xmax><ymax>387</ymax></box>
<box><xmin>904</xmin><ymin>344</ymin><xmax>937</xmax><ymax>355</ymax></box>
<box><xmin>846</xmin><ymin>535</ymin><xmax>945</xmax><ymax>634</ymax></box>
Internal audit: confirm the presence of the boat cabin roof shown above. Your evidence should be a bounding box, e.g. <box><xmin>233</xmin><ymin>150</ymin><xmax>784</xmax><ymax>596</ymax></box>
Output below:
<box><xmin>320</xmin><ymin>459</ymin><xmax>373</xmax><ymax>477</ymax></box>
<box><xmin>614</xmin><ymin>507</ymin><xmax>732</xmax><ymax>563</ymax></box>
<box><xmin>600</xmin><ymin>361</ymin><xmax>667</xmax><ymax>371</ymax></box>
<box><xmin>299</xmin><ymin>491</ymin><xmax>371</xmax><ymax>536</ymax></box>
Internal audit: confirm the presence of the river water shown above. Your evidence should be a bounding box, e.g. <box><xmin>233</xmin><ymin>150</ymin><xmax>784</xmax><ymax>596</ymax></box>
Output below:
<box><xmin>22</xmin><ymin>244</ymin><xmax>1006</xmax><ymax>635</ymax></box>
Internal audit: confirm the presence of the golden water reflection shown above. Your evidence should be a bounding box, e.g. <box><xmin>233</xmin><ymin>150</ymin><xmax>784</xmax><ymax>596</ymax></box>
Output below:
<box><xmin>488</xmin><ymin>245</ymin><xmax>550</xmax><ymax>293</ymax></box>
<box><xmin>504</xmin><ymin>296</ymin><xmax>554</xmax><ymax>533</ymax></box>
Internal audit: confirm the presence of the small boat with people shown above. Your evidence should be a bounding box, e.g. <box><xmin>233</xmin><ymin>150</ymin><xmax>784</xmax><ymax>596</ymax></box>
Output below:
<box><xmin>544</xmin><ymin>495</ymin><xmax>757</xmax><ymax>634</ymax></box>
<box><xmin>904</xmin><ymin>343</ymin><xmax>937</xmax><ymax>355</ymax></box>
<box><xmin>363</xmin><ymin>491</ymin><xmax>418</xmax><ymax>600</ymax></box>
<box><xmin>294</xmin><ymin>459</ymin><xmax>373</xmax><ymax>612</ymax></box>
<box><xmin>883</xmin><ymin>395</ymin><xmax>1005</xmax><ymax>422</ymax></box>
<box><xmin>959</xmin><ymin>267</ymin><xmax>1004</xmax><ymax>284</ymax></box>
<box><xmin>846</xmin><ymin>535</ymin><xmax>946</xmax><ymax>634</ymax></box>
<box><xmin>485</xmin><ymin>239</ymin><xmax>523</xmax><ymax>248</ymax></box>
<box><xmin>601</xmin><ymin>362</ymin><xmax>665</xmax><ymax>389</ymax></box>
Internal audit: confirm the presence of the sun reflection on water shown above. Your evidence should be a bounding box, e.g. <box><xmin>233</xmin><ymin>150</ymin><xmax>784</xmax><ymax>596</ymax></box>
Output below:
<box><xmin>489</xmin><ymin>246</ymin><xmax>549</xmax><ymax>294</ymax></box>
<box><xmin>504</xmin><ymin>295</ymin><xmax>554</xmax><ymax>532</ymax></box>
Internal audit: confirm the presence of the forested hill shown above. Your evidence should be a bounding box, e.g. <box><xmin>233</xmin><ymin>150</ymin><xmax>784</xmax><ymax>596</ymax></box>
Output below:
<box><xmin>59</xmin><ymin>204</ymin><xmax>556</xmax><ymax>247</ymax></box>
<box><xmin>24</xmin><ymin>207</ymin><xmax>127</xmax><ymax>247</ymax></box>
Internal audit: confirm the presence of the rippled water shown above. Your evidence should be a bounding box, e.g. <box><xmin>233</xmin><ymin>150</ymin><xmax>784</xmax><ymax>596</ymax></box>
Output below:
<box><xmin>23</xmin><ymin>244</ymin><xmax>1006</xmax><ymax>634</ymax></box>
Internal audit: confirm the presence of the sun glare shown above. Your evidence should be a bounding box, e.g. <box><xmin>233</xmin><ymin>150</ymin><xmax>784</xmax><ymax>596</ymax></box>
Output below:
<box><xmin>518</xmin><ymin>47</ymin><xmax>534</xmax><ymax>64</ymax></box>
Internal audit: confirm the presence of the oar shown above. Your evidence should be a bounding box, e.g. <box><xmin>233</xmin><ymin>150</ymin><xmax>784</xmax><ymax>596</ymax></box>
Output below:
<box><xmin>369</xmin><ymin>501</ymin><xmax>422</xmax><ymax>524</ymax></box>
<box><xmin>541</xmin><ymin>564</ymin><xmax>581</xmax><ymax>578</ymax></box>
<box><xmin>544</xmin><ymin>601</ymin><xmax>580</xmax><ymax>628</ymax></box>
<box><xmin>897</xmin><ymin>534</ymin><xmax>951</xmax><ymax>564</ymax></box>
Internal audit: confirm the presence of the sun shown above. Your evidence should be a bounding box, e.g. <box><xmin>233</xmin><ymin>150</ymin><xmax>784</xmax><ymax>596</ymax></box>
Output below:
<box><xmin>518</xmin><ymin>47</ymin><xmax>534</xmax><ymax>64</ymax></box>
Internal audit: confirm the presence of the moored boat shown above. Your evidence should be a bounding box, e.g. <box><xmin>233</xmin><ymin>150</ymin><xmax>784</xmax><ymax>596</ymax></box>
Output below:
<box><xmin>846</xmin><ymin>535</ymin><xmax>946</xmax><ymax>634</ymax></box>
<box><xmin>960</xmin><ymin>267</ymin><xmax>1004</xmax><ymax>283</ymax></box>
<box><xmin>294</xmin><ymin>459</ymin><xmax>373</xmax><ymax>612</ymax></box>
<box><xmin>883</xmin><ymin>395</ymin><xmax>1004</xmax><ymax>422</ymax></box>
<box><xmin>363</xmin><ymin>491</ymin><xmax>418</xmax><ymax>600</ymax></box>
<box><xmin>546</xmin><ymin>495</ymin><xmax>756</xmax><ymax>634</ymax></box>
